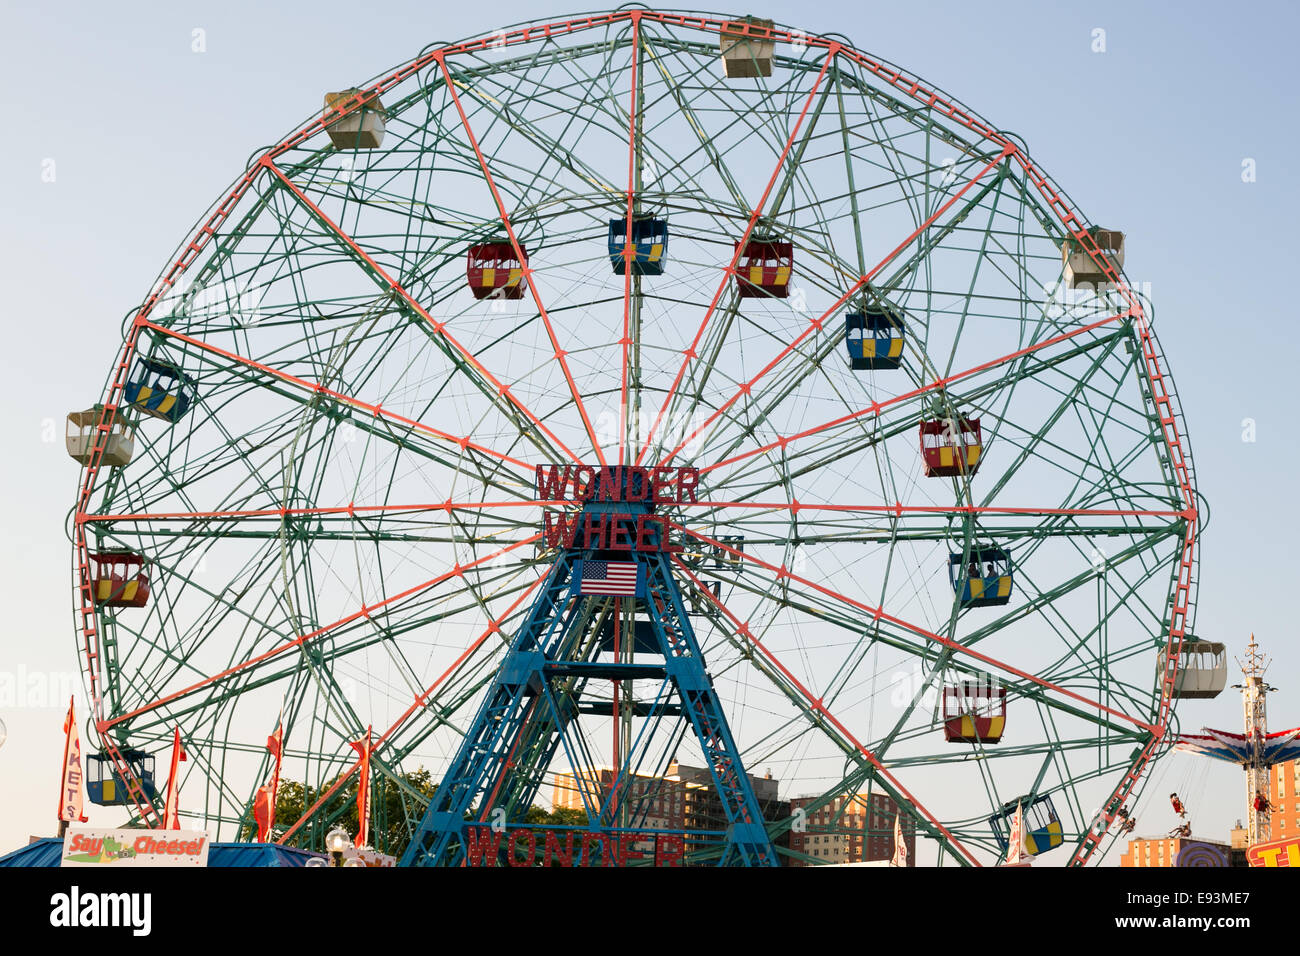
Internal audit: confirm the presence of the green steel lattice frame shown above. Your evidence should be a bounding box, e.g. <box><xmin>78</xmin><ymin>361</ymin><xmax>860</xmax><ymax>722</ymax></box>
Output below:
<box><xmin>69</xmin><ymin>9</ymin><xmax>1198</xmax><ymax>867</ymax></box>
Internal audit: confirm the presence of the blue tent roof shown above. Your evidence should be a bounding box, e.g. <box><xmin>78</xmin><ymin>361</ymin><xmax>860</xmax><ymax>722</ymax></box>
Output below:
<box><xmin>0</xmin><ymin>837</ymin><xmax>324</xmax><ymax>868</ymax></box>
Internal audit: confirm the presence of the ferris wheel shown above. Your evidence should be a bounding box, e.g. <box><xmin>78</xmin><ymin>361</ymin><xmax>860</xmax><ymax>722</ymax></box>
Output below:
<box><xmin>67</xmin><ymin>9</ymin><xmax>1199</xmax><ymax>866</ymax></box>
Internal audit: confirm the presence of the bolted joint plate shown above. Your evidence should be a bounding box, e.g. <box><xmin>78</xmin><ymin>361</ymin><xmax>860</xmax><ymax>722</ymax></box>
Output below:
<box><xmin>499</xmin><ymin>649</ymin><xmax>546</xmax><ymax>695</ymax></box>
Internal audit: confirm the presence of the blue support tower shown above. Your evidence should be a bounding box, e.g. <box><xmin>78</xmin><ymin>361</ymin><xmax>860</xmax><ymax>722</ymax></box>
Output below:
<box><xmin>400</xmin><ymin>488</ymin><xmax>778</xmax><ymax>867</ymax></box>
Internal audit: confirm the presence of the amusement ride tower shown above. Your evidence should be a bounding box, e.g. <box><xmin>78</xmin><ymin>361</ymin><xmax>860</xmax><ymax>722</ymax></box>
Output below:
<box><xmin>1177</xmin><ymin>636</ymin><xmax>1300</xmax><ymax>846</ymax></box>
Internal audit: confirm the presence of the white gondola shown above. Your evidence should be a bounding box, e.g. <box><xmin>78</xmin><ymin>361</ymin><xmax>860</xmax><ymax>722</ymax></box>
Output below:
<box><xmin>1062</xmin><ymin>227</ymin><xmax>1124</xmax><ymax>290</ymax></box>
<box><xmin>720</xmin><ymin>17</ymin><xmax>774</xmax><ymax>78</ymax></box>
<box><xmin>324</xmin><ymin>89</ymin><xmax>386</xmax><ymax>150</ymax></box>
<box><xmin>66</xmin><ymin>406</ymin><xmax>134</xmax><ymax>468</ymax></box>
<box><xmin>1158</xmin><ymin>640</ymin><xmax>1227</xmax><ymax>699</ymax></box>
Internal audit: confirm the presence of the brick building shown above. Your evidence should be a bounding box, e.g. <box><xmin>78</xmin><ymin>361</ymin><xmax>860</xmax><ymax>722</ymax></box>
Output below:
<box><xmin>787</xmin><ymin>791</ymin><xmax>915</xmax><ymax>866</ymax></box>
<box><xmin>1119</xmin><ymin>836</ymin><xmax>1232</xmax><ymax>867</ymax></box>
<box><xmin>551</xmin><ymin>762</ymin><xmax>790</xmax><ymax>863</ymax></box>
<box><xmin>552</xmin><ymin>767</ymin><xmax>685</xmax><ymax>831</ymax></box>
<box><xmin>1267</xmin><ymin>758</ymin><xmax>1300</xmax><ymax>840</ymax></box>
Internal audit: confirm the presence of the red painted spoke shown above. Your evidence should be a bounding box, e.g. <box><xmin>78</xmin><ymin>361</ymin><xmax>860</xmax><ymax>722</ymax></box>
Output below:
<box><xmin>276</xmin><ymin>569</ymin><xmax>548</xmax><ymax>844</ymax></box>
<box><xmin>259</xmin><ymin>157</ymin><xmax>583</xmax><ymax>467</ymax></box>
<box><xmin>633</xmin><ymin>45</ymin><xmax>838</xmax><ymax>468</ymax></box>
<box><xmin>434</xmin><ymin>54</ymin><xmax>608</xmax><ymax>469</ymax></box>
<box><xmin>702</xmin><ymin>305</ymin><xmax>1133</xmax><ymax>476</ymax></box>
<box><xmin>670</xmin><ymin>522</ymin><xmax>1156</xmax><ymax>733</ymax></box>
<box><xmin>75</xmin><ymin>158</ymin><xmax>268</xmax><ymax>726</ymax></box>
<box><xmin>682</xmin><ymin>500</ymin><xmax>1189</xmax><ymax>520</ymax></box>
<box><xmin>247</xmin><ymin>18</ymin><xmax>846</xmax><ymax>191</ymax></box>
<box><xmin>102</xmin><ymin>532</ymin><xmax>542</xmax><ymax>730</ymax></box>
<box><xmin>657</xmin><ymin>144</ymin><xmax>1016</xmax><ymax>469</ymax></box>
<box><xmin>140</xmin><ymin>320</ymin><xmax>532</xmax><ymax>474</ymax></box>
<box><xmin>671</xmin><ymin>556</ymin><xmax>982</xmax><ymax>866</ymax></box>
<box><xmin>242</xmin><ymin>18</ymin><xmax>650</xmax><ymax>187</ymax></box>
<box><xmin>85</xmin><ymin>500</ymin><xmax>560</xmax><ymax>524</ymax></box>
<box><xmin>618</xmin><ymin>13</ymin><xmax>643</xmax><ymax>467</ymax></box>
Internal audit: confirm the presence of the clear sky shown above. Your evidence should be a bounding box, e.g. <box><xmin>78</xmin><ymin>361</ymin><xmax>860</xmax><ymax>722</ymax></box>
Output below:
<box><xmin>1</xmin><ymin>0</ymin><xmax>1296</xmax><ymax>861</ymax></box>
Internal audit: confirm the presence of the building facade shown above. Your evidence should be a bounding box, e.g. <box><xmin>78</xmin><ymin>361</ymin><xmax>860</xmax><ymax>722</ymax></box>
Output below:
<box><xmin>553</xmin><ymin>766</ymin><xmax>923</xmax><ymax>865</ymax></box>
<box><xmin>551</xmin><ymin>762</ymin><xmax>789</xmax><ymax>863</ymax></box>
<box><xmin>787</xmin><ymin>791</ymin><xmax>915</xmax><ymax>866</ymax></box>
<box><xmin>1119</xmin><ymin>836</ymin><xmax>1232</xmax><ymax>867</ymax></box>
<box><xmin>1267</xmin><ymin>758</ymin><xmax>1300</xmax><ymax>841</ymax></box>
<box><xmin>551</xmin><ymin>767</ymin><xmax>686</xmax><ymax>834</ymax></box>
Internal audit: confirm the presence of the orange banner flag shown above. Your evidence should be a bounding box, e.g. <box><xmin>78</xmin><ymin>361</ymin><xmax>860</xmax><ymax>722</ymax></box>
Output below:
<box><xmin>349</xmin><ymin>726</ymin><xmax>373</xmax><ymax>848</ymax></box>
<box><xmin>252</xmin><ymin>722</ymin><xmax>284</xmax><ymax>842</ymax></box>
<box><xmin>58</xmin><ymin>697</ymin><xmax>88</xmax><ymax>825</ymax></box>
<box><xmin>161</xmin><ymin>727</ymin><xmax>187</xmax><ymax>830</ymax></box>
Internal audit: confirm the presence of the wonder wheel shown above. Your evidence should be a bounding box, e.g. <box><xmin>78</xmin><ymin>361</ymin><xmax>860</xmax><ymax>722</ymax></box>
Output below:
<box><xmin>68</xmin><ymin>8</ymin><xmax>1198</xmax><ymax>866</ymax></box>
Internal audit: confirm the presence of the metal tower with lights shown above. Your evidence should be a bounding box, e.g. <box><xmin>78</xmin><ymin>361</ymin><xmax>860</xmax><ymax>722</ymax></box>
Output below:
<box><xmin>1177</xmin><ymin>635</ymin><xmax>1300</xmax><ymax>846</ymax></box>
<box><xmin>1238</xmin><ymin>638</ymin><xmax>1276</xmax><ymax>844</ymax></box>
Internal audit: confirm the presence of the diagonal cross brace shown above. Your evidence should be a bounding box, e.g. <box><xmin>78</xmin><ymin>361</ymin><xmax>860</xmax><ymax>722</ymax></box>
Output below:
<box><xmin>400</xmin><ymin>511</ymin><xmax>777</xmax><ymax>866</ymax></box>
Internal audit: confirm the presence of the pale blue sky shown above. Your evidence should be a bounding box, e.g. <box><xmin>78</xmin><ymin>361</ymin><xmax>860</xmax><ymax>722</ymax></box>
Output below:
<box><xmin>1</xmin><ymin>0</ymin><xmax>1296</xmax><ymax>860</ymax></box>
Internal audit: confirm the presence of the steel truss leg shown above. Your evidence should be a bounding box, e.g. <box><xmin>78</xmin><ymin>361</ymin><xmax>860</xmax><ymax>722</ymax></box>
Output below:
<box><xmin>401</xmin><ymin>534</ymin><xmax>777</xmax><ymax>866</ymax></box>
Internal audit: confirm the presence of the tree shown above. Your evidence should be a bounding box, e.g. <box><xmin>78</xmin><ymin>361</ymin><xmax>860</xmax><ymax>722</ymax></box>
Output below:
<box><xmin>547</xmin><ymin>807</ymin><xmax>587</xmax><ymax>827</ymax></box>
<box><xmin>241</xmin><ymin>767</ymin><xmax>438</xmax><ymax>859</ymax></box>
<box><xmin>523</xmin><ymin>805</ymin><xmax>588</xmax><ymax>827</ymax></box>
<box><xmin>243</xmin><ymin>770</ymin><xmax>592</xmax><ymax>862</ymax></box>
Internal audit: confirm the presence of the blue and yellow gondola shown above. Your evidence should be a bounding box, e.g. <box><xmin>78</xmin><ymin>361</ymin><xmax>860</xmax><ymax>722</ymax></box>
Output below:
<box><xmin>948</xmin><ymin>546</ymin><xmax>1013</xmax><ymax>608</ymax></box>
<box><xmin>608</xmin><ymin>216</ymin><xmax>668</xmax><ymax>276</ymax></box>
<box><xmin>123</xmin><ymin>357</ymin><xmax>197</xmax><ymax>423</ymax></box>
<box><xmin>845</xmin><ymin>305</ymin><xmax>905</xmax><ymax>370</ymax></box>
<box><xmin>86</xmin><ymin>749</ymin><xmax>158</xmax><ymax>806</ymax></box>
<box><xmin>989</xmin><ymin>794</ymin><xmax>1064</xmax><ymax>857</ymax></box>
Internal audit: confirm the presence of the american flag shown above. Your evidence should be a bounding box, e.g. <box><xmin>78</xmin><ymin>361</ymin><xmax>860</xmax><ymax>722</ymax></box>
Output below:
<box><xmin>576</xmin><ymin>560</ymin><xmax>641</xmax><ymax>596</ymax></box>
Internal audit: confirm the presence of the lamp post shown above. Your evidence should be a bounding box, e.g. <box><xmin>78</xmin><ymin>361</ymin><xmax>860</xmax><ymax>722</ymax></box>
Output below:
<box><xmin>326</xmin><ymin>826</ymin><xmax>352</xmax><ymax>867</ymax></box>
